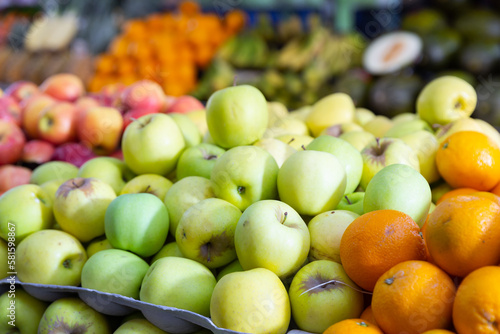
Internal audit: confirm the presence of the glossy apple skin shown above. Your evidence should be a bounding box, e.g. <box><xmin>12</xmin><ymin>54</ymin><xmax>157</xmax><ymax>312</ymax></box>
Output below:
<box><xmin>52</xmin><ymin>142</ymin><xmax>96</xmax><ymax>167</ymax></box>
<box><xmin>0</xmin><ymin>96</ymin><xmax>22</xmax><ymax>126</ymax></box>
<box><xmin>22</xmin><ymin>140</ymin><xmax>55</xmax><ymax>164</ymax></box>
<box><xmin>37</xmin><ymin>102</ymin><xmax>78</xmax><ymax>145</ymax></box>
<box><xmin>0</xmin><ymin>165</ymin><xmax>31</xmax><ymax>195</ymax></box>
<box><xmin>21</xmin><ymin>94</ymin><xmax>56</xmax><ymax>139</ymax></box>
<box><xmin>166</xmin><ymin>95</ymin><xmax>204</xmax><ymax>114</ymax></box>
<box><xmin>39</xmin><ymin>73</ymin><xmax>85</xmax><ymax>102</ymax></box>
<box><xmin>0</xmin><ymin>120</ymin><xmax>26</xmax><ymax>165</ymax></box>
<box><xmin>4</xmin><ymin>81</ymin><xmax>39</xmax><ymax>103</ymax></box>
<box><xmin>119</xmin><ymin>80</ymin><xmax>165</xmax><ymax>113</ymax></box>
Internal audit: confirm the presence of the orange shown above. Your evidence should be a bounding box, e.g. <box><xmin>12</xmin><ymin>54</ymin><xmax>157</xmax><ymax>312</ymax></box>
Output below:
<box><xmin>491</xmin><ymin>181</ymin><xmax>500</xmax><ymax>197</ymax></box>
<box><xmin>452</xmin><ymin>266</ymin><xmax>500</xmax><ymax>334</ymax></box>
<box><xmin>323</xmin><ymin>319</ymin><xmax>383</xmax><ymax>334</ymax></box>
<box><xmin>436</xmin><ymin>131</ymin><xmax>500</xmax><ymax>191</ymax></box>
<box><xmin>339</xmin><ymin>210</ymin><xmax>427</xmax><ymax>291</ymax></box>
<box><xmin>421</xmin><ymin>330</ymin><xmax>456</xmax><ymax>334</ymax></box>
<box><xmin>372</xmin><ymin>260</ymin><xmax>456</xmax><ymax>334</ymax></box>
<box><xmin>436</xmin><ymin>187</ymin><xmax>478</xmax><ymax>204</ymax></box>
<box><xmin>360</xmin><ymin>306</ymin><xmax>378</xmax><ymax>327</ymax></box>
<box><xmin>425</xmin><ymin>195</ymin><xmax>500</xmax><ymax>277</ymax></box>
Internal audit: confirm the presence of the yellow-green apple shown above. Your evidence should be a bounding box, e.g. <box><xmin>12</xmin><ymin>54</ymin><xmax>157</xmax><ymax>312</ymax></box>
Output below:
<box><xmin>416</xmin><ymin>76</ymin><xmax>476</xmax><ymax>126</ymax></box>
<box><xmin>151</xmin><ymin>241</ymin><xmax>184</xmax><ymax>264</ymax></box>
<box><xmin>202</xmin><ymin>131</ymin><xmax>215</xmax><ymax>144</ymax></box>
<box><xmin>185</xmin><ymin>109</ymin><xmax>208</xmax><ymax>136</ymax></box>
<box><xmin>336</xmin><ymin>192</ymin><xmax>365</xmax><ymax>216</ymax></box>
<box><xmin>20</xmin><ymin>94</ymin><xmax>55</xmax><ymax>139</ymax></box>
<box><xmin>30</xmin><ymin>161</ymin><xmax>78</xmax><ymax>185</ymax></box>
<box><xmin>17</xmin><ymin>229</ymin><xmax>87</xmax><ymax>285</ymax></box>
<box><xmin>0</xmin><ymin>184</ymin><xmax>53</xmax><ymax>241</ymax></box>
<box><xmin>39</xmin><ymin>73</ymin><xmax>85</xmax><ymax>102</ymax></box>
<box><xmin>216</xmin><ymin>259</ymin><xmax>243</xmax><ymax>281</ymax></box>
<box><xmin>266</xmin><ymin>117</ymin><xmax>310</xmax><ymax>138</ymax></box>
<box><xmin>21</xmin><ymin>139</ymin><xmax>55</xmax><ymax>164</ymax></box>
<box><xmin>206</xmin><ymin>85</ymin><xmax>268</xmax><ymax>148</ymax></box>
<box><xmin>306</xmin><ymin>93</ymin><xmax>355</xmax><ymax>137</ymax></box>
<box><xmin>105</xmin><ymin>193</ymin><xmax>169</xmax><ymax>257</ymax></box>
<box><xmin>384</xmin><ymin>119</ymin><xmax>433</xmax><ymax>138</ymax></box>
<box><xmin>288</xmin><ymin>105</ymin><xmax>312</xmax><ymax>121</ymax></box>
<box><xmin>166</xmin><ymin>95</ymin><xmax>204</xmax><ymax>114</ymax></box>
<box><xmin>364</xmin><ymin>164</ymin><xmax>432</xmax><ymax>227</ymax></box>
<box><xmin>164</xmin><ymin>176</ymin><xmax>215</xmax><ymax>236</ymax></box>
<box><xmin>276</xmin><ymin>134</ymin><xmax>314</xmax><ymax>150</ymax></box>
<box><xmin>0</xmin><ymin>165</ymin><xmax>31</xmax><ymax>194</ymax></box>
<box><xmin>0</xmin><ymin>120</ymin><xmax>25</xmax><ymax>165</ymax></box>
<box><xmin>5</xmin><ymin>80</ymin><xmax>39</xmax><ymax>103</ymax></box>
<box><xmin>267</xmin><ymin>101</ymin><xmax>288</xmax><ymax>126</ymax></box>
<box><xmin>307</xmin><ymin>136</ymin><xmax>363</xmax><ymax>194</ymax></box>
<box><xmin>210</xmin><ymin>146</ymin><xmax>279</xmax><ymax>211</ymax></box>
<box><xmin>360</xmin><ymin>137</ymin><xmax>420</xmax><ymax>189</ymax></box>
<box><xmin>81</xmin><ymin>249</ymin><xmax>149</xmax><ymax>299</ymax></box>
<box><xmin>119</xmin><ymin>80</ymin><xmax>165</xmax><ymax>112</ymax></box>
<box><xmin>176</xmin><ymin>198</ymin><xmax>242</xmax><ymax>268</ymax></box>
<box><xmin>392</xmin><ymin>112</ymin><xmax>418</xmax><ymax>125</ymax></box>
<box><xmin>40</xmin><ymin>179</ymin><xmax>65</xmax><ymax>206</ymax></box>
<box><xmin>234</xmin><ymin>200</ymin><xmax>309</xmax><ymax>279</ymax></box>
<box><xmin>253</xmin><ymin>137</ymin><xmax>296</xmax><ymax>167</ymax></box>
<box><xmin>0</xmin><ymin>239</ymin><xmax>7</xmax><ymax>278</ymax></box>
<box><xmin>52</xmin><ymin>142</ymin><xmax>96</xmax><ymax>167</ymax></box>
<box><xmin>77</xmin><ymin>106</ymin><xmax>123</xmax><ymax>155</ymax></box>
<box><xmin>54</xmin><ymin>177</ymin><xmax>116</xmax><ymax>242</ymax></box>
<box><xmin>77</xmin><ymin>157</ymin><xmax>135</xmax><ymax>194</ymax></box>
<box><xmin>0</xmin><ymin>289</ymin><xmax>47</xmax><ymax>334</ymax></box>
<box><xmin>319</xmin><ymin>122</ymin><xmax>364</xmax><ymax>137</ymax></box>
<box><xmin>114</xmin><ymin>319</ymin><xmax>167</xmax><ymax>334</ymax></box>
<box><xmin>86</xmin><ymin>237</ymin><xmax>114</xmax><ymax>258</ymax></box>
<box><xmin>122</xmin><ymin>113</ymin><xmax>185</xmax><ymax>175</ymax></box>
<box><xmin>400</xmin><ymin>130</ymin><xmax>441</xmax><ymax>184</ymax></box>
<box><xmin>210</xmin><ymin>268</ymin><xmax>290</xmax><ymax>334</ymax></box>
<box><xmin>140</xmin><ymin>257</ymin><xmax>216</xmax><ymax>317</ymax></box>
<box><xmin>308</xmin><ymin>210</ymin><xmax>359</xmax><ymax>263</ymax></box>
<box><xmin>363</xmin><ymin>115</ymin><xmax>394</xmax><ymax>137</ymax></box>
<box><xmin>37</xmin><ymin>102</ymin><xmax>78</xmax><ymax>145</ymax></box>
<box><xmin>176</xmin><ymin>143</ymin><xmax>225</xmax><ymax>180</ymax></box>
<box><xmin>289</xmin><ymin>260</ymin><xmax>364</xmax><ymax>333</ymax></box>
<box><xmin>278</xmin><ymin>150</ymin><xmax>347</xmax><ymax>216</ymax></box>
<box><xmin>120</xmin><ymin>174</ymin><xmax>173</xmax><ymax>201</ymax></box>
<box><xmin>431</xmin><ymin>181</ymin><xmax>453</xmax><ymax>203</ymax></box>
<box><xmin>38</xmin><ymin>298</ymin><xmax>110</xmax><ymax>334</ymax></box>
<box><xmin>354</xmin><ymin>107</ymin><xmax>375</xmax><ymax>126</ymax></box>
<box><xmin>0</xmin><ymin>96</ymin><xmax>22</xmax><ymax>126</ymax></box>
<box><xmin>339</xmin><ymin>131</ymin><xmax>376</xmax><ymax>151</ymax></box>
<box><xmin>169</xmin><ymin>112</ymin><xmax>201</xmax><ymax>148</ymax></box>
<box><xmin>122</xmin><ymin>108</ymin><xmax>158</xmax><ymax>130</ymax></box>
<box><xmin>474</xmin><ymin>118</ymin><xmax>500</xmax><ymax>148</ymax></box>
<box><xmin>435</xmin><ymin>117</ymin><xmax>500</xmax><ymax>147</ymax></box>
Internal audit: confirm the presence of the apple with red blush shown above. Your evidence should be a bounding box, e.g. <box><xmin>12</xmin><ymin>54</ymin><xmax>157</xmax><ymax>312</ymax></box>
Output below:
<box><xmin>119</xmin><ymin>80</ymin><xmax>165</xmax><ymax>113</ymax></box>
<box><xmin>37</xmin><ymin>102</ymin><xmax>78</xmax><ymax>145</ymax></box>
<box><xmin>0</xmin><ymin>96</ymin><xmax>22</xmax><ymax>126</ymax></box>
<box><xmin>21</xmin><ymin>94</ymin><xmax>56</xmax><ymax>139</ymax></box>
<box><xmin>122</xmin><ymin>109</ymin><xmax>158</xmax><ymax>130</ymax></box>
<box><xmin>0</xmin><ymin>120</ymin><xmax>26</xmax><ymax>165</ymax></box>
<box><xmin>166</xmin><ymin>95</ymin><xmax>204</xmax><ymax>114</ymax></box>
<box><xmin>22</xmin><ymin>140</ymin><xmax>55</xmax><ymax>164</ymax></box>
<box><xmin>4</xmin><ymin>81</ymin><xmax>39</xmax><ymax>103</ymax></box>
<box><xmin>0</xmin><ymin>165</ymin><xmax>31</xmax><ymax>195</ymax></box>
<box><xmin>52</xmin><ymin>142</ymin><xmax>96</xmax><ymax>167</ymax></box>
<box><xmin>39</xmin><ymin>73</ymin><xmax>85</xmax><ymax>102</ymax></box>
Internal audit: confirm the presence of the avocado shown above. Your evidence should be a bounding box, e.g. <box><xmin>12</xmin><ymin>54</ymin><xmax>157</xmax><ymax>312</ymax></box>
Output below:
<box><xmin>402</xmin><ymin>9</ymin><xmax>448</xmax><ymax>36</ymax></box>
<box><xmin>421</xmin><ymin>28</ymin><xmax>462</xmax><ymax>69</ymax></box>
<box><xmin>454</xmin><ymin>10</ymin><xmax>500</xmax><ymax>42</ymax></box>
<box><xmin>368</xmin><ymin>74</ymin><xmax>425</xmax><ymax>118</ymax></box>
<box><xmin>458</xmin><ymin>41</ymin><xmax>500</xmax><ymax>75</ymax></box>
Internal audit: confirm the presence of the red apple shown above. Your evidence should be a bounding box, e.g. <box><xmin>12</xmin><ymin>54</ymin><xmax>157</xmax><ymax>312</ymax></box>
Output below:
<box><xmin>100</xmin><ymin>83</ymin><xmax>126</xmax><ymax>106</ymax></box>
<box><xmin>37</xmin><ymin>102</ymin><xmax>78</xmax><ymax>145</ymax></box>
<box><xmin>52</xmin><ymin>142</ymin><xmax>96</xmax><ymax>167</ymax></box>
<box><xmin>21</xmin><ymin>94</ymin><xmax>56</xmax><ymax>139</ymax></box>
<box><xmin>22</xmin><ymin>140</ymin><xmax>55</xmax><ymax>164</ymax></box>
<box><xmin>166</xmin><ymin>95</ymin><xmax>204</xmax><ymax>114</ymax></box>
<box><xmin>0</xmin><ymin>120</ymin><xmax>26</xmax><ymax>165</ymax></box>
<box><xmin>39</xmin><ymin>73</ymin><xmax>85</xmax><ymax>102</ymax></box>
<box><xmin>75</xmin><ymin>96</ymin><xmax>100</xmax><ymax>112</ymax></box>
<box><xmin>5</xmin><ymin>81</ymin><xmax>39</xmax><ymax>103</ymax></box>
<box><xmin>122</xmin><ymin>108</ymin><xmax>158</xmax><ymax>130</ymax></box>
<box><xmin>119</xmin><ymin>80</ymin><xmax>165</xmax><ymax>113</ymax></box>
<box><xmin>164</xmin><ymin>95</ymin><xmax>177</xmax><ymax>111</ymax></box>
<box><xmin>77</xmin><ymin>106</ymin><xmax>124</xmax><ymax>155</ymax></box>
<box><xmin>0</xmin><ymin>96</ymin><xmax>22</xmax><ymax>126</ymax></box>
<box><xmin>0</xmin><ymin>165</ymin><xmax>32</xmax><ymax>194</ymax></box>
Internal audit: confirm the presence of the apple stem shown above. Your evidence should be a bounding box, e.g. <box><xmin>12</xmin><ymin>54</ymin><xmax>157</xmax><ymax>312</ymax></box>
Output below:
<box><xmin>63</xmin><ymin>259</ymin><xmax>72</xmax><ymax>269</ymax></box>
<box><xmin>281</xmin><ymin>212</ymin><xmax>288</xmax><ymax>224</ymax></box>
<box><xmin>301</xmin><ymin>145</ymin><xmax>306</xmax><ymax>151</ymax></box>
<box><xmin>345</xmin><ymin>195</ymin><xmax>352</xmax><ymax>205</ymax></box>
<box><xmin>375</xmin><ymin>137</ymin><xmax>380</xmax><ymax>149</ymax></box>
<box><xmin>299</xmin><ymin>279</ymin><xmax>372</xmax><ymax>296</ymax></box>
<box><xmin>72</xmin><ymin>181</ymin><xmax>79</xmax><ymax>188</ymax></box>
<box><xmin>145</xmin><ymin>185</ymin><xmax>151</xmax><ymax>193</ymax></box>
<box><xmin>287</xmin><ymin>138</ymin><xmax>295</xmax><ymax>145</ymax></box>
<box><xmin>237</xmin><ymin>186</ymin><xmax>245</xmax><ymax>194</ymax></box>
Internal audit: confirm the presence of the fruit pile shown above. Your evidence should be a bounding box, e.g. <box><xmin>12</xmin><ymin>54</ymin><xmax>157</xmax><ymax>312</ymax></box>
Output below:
<box><xmin>1</xmin><ymin>74</ymin><xmax>500</xmax><ymax>333</ymax></box>
<box><xmin>89</xmin><ymin>1</ymin><xmax>246</xmax><ymax>96</ymax></box>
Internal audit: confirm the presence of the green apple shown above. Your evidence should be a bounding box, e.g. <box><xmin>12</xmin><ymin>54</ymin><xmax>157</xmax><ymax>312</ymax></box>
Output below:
<box><xmin>30</xmin><ymin>161</ymin><xmax>78</xmax><ymax>185</ymax></box>
<box><xmin>277</xmin><ymin>150</ymin><xmax>346</xmax><ymax>216</ymax></box>
<box><xmin>120</xmin><ymin>174</ymin><xmax>173</xmax><ymax>201</ymax></box>
<box><xmin>210</xmin><ymin>146</ymin><xmax>279</xmax><ymax>211</ymax></box>
<box><xmin>77</xmin><ymin>157</ymin><xmax>135</xmax><ymax>195</ymax></box>
<box><xmin>363</xmin><ymin>115</ymin><xmax>394</xmax><ymax>137</ymax></box>
<box><xmin>122</xmin><ymin>113</ymin><xmax>185</xmax><ymax>175</ymax></box>
<box><xmin>0</xmin><ymin>184</ymin><xmax>53</xmax><ymax>242</ymax></box>
<box><xmin>210</xmin><ymin>268</ymin><xmax>290</xmax><ymax>334</ymax></box>
<box><xmin>38</xmin><ymin>298</ymin><xmax>110</xmax><ymax>334</ymax></box>
<box><xmin>176</xmin><ymin>143</ymin><xmax>226</xmax><ymax>180</ymax></box>
<box><xmin>206</xmin><ymin>85</ymin><xmax>268</xmax><ymax>148</ymax></box>
<box><xmin>105</xmin><ymin>193</ymin><xmax>169</xmax><ymax>257</ymax></box>
<box><xmin>431</xmin><ymin>181</ymin><xmax>453</xmax><ymax>203</ymax></box>
<box><xmin>360</xmin><ymin>137</ymin><xmax>420</xmax><ymax>190</ymax></box>
<box><xmin>308</xmin><ymin>210</ymin><xmax>359</xmax><ymax>263</ymax></box>
<box><xmin>151</xmin><ymin>241</ymin><xmax>184</xmax><ymax>264</ymax></box>
<box><xmin>202</xmin><ymin>131</ymin><xmax>215</xmax><ymax>144</ymax></box>
<box><xmin>400</xmin><ymin>130</ymin><xmax>441</xmax><ymax>184</ymax></box>
<box><xmin>417</xmin><ymin>76</ymin><xmax>477</xmax><ymax>126</ymax></box>
<box><xmin>253</xmin><ymin>137</ymin><xmax>297</xmax><ymax>167</ymax></box>
<box><xmin>216</xmin><ymin>259</ymin><xmax>243</xmax><ymax>281</ymax></box>
<box><xmin>0</xmin><ymin>288</ymin><xmax>47</xmax><ymax>334</ymax></box>
<box><xmin>306</xmin><ymin>93</ymin><xmax>355</xmax><ymax>137</ymax></box>
<box><xmin>307</xmin><ymin>135</ymin><xmax>363</xmax><ymax>194</ymax></box>
<box><xmin>319</xmin><ymin>122</ymin><xmax>364</xmax><ymax>137</ymax></box>
<box><xmin>169</xmin><ymin>112</ymin><xmax>201</xmax><ymax>148</ymax></box>
<box><xmin>140</xmin><ymin>257</ymin><xmax>216</xmax><ymax>317</ymax></box>
<box><xmin>81</xmin><ymin>249</ymin><xmax>149</xmax><ymax>299</ymax></box>
<box><xmin>288</xmin><ymin>105</ymin><xmax>312</xmax><ymax>121</ymax></box>
<box><xmin>435</xmin><ymin>117</ymin><xmax>500</xmax><ymax>148</ymax></box>
<box><xmin>354</xmin><ymin>107</ymin><xmax>375</xmax><ymax>126</ymax></box>
<box><xmin>114</xmin><ymin>318</ymin><xmax>167</xmax><ymax>334</ymax></box>
<box><xmin>176</xmin><ymin>198</ymin><xmax>242</xmax><ymax>269</ymax></box>
<box><xmin>276</xmin><ymin>134</ymin><xmax>314</xmax><ymax>150</ymax></box>
<box><xmin>0</xmin><ymin>239</ymin><xmax>7</xmax><ymax>279</ymax></box>
<box><xmin>54</xmin><ymin>177</ymin><xmax>116</xmax><ymax>242</ymax></box>
<box><xmin>164</xmin><ymin>176</ymin><xmax>215</xmax><ymax>236</ymax></box>
<box><xmin>336</xmin><ymin>192</ymin><xmax>365</xmax><ymax>216</ymax></box>
<box><xmin>186</xmin><ymin>109</ymin><xmax>208</xmax><ymax>137</ymax></box>
<box><xmin>234</xmin><ymin>200</ymin><xmax>309</xmax><ymax>279</ymax></box>
<box><xmin>392</xmin><ymin>112</ymin><xmax>418</xmax><ymax>125</ymax></box>
<box><xmin>364</xmin><ymin>163</ymin><xmax>432</xmax><ymax>227</ymax></box>
<box><xmin>289</xmin><ymin>260</ymin><xmax>364</xmax><ymax>333</ymax></box>
<box><xmin>429</xmin><ymin>201</ymin><xmax>436</xmax><ymax>213</ymax></box>
<box><xmin>40</xmin><ymin>178</ymin><xmax>65</xmax><ymax>205</ymax></box>
<box><xmin>17</xmin><ymin>229</ymin><xmax>87</xmax><ymax>285</ymax></box>
<box><xmin>267</xmin><ymin>117</ymin><xmax>310</xmax><ymax>137</ymax></box>
<box><xmin>383</xmin><ymin>119</ymin><xmax>433</xmax><ymax>138</ymax></box>
<box><xmin>267</xmin><ymin>101</ymin><xmax>288</xmax><ymax>126</ymax></box>
<box><xmin>475</xmin><ymin>118</ymin><xmax>500</xmax><ymax>148</ymax></box>
<box><xmin>339</xmin><ymin>131</ymin><xmax>376</xmax><ymax>152</ymax></box>
<box><xmin>86</xmin><ymin>236</ymin><xmax>113</xmax><ymax>258</ymax></box>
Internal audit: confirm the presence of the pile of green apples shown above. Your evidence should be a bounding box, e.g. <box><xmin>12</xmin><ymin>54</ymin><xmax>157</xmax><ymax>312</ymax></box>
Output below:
<box><xmin>0</xmin><ymin>75</ymin><xmax>495</xmax><ymax>333</ymax></box>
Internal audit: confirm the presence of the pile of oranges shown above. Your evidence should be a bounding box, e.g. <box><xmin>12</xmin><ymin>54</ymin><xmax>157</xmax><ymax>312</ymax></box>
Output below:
<box><xmin>324</xmin><ymin>130</ymin><xmax>500</xmax><ymax>334</ymax></box>
<box><xmin>89</xmin><ymin>1</ymin><xmax>245</xmax><ymax>96</ymax></box>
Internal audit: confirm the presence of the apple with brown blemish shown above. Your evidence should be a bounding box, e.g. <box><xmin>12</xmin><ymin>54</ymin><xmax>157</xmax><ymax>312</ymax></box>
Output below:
<box><xmin>0</xmin><ymin>120</ymin><xmax>25</xmax><ymax>165</ymax></box>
